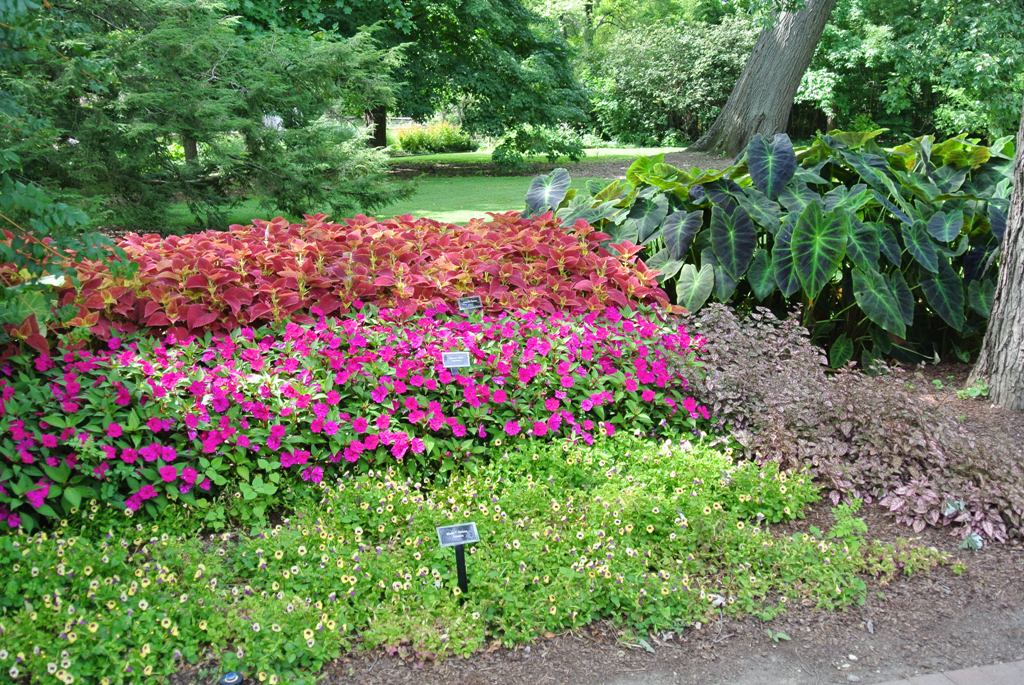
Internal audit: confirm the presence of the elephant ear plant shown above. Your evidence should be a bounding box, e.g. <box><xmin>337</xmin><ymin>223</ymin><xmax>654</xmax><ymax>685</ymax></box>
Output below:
<box><xmin>526</xmin><ymin>130</ymin><xmax>1014</xmax><ymax>366</ymax></box>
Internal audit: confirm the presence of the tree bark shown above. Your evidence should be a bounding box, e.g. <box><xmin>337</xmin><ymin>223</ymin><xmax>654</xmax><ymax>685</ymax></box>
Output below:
<box><xmin>690</xmin><ymin>0</ymin><xmax>837</xmax><ymax>157</ymax></box>
<box><xmin>365</xmin><ymin>106</ymin><xmax>387</xmax><ymax>148</ymax></box>
<box><xmin>969</xmin><ymin>101</ymin><xmax>1024</xmax><ymax>410</ymax></box>
<box><xmin>182</xmin><ymin>134</ymin><xmax>198</xmax><ymax>163</ymax></box>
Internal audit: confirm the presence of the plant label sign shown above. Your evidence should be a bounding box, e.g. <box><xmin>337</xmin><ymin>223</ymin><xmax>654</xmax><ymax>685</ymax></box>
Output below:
<box><xmin>436</xmin><ymin>522</ymin><xmax>479</xmax><ymax>547</ymax></box>
<box><xmin>442</xmin><ymin>351</ymin><xmax>471</xmax><ymax>369</ymax></box>
<box><xmin>456</xmin><ymin>295</ymin><xmax>483</xmax><ymax>312</ymax></box>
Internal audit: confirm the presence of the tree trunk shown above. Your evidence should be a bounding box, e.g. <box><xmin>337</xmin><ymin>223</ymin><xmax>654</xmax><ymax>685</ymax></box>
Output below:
<box><xmin>365</xmin><ymin>106</ymin><xmax>387</xmax><ymax>148</ymax></box>
<box><xmin>968</xmin><ymin>101</ymin><xmax>1024</xmax><ymax>410</ymax></box>
<box><xmin>182</xmin><ymin>134</ymin><xmax>198</xmax><ymax>163</ymax></box>
<box><xmin>691</xmin><ymin>0</ymin><xmax>837</xmax><ymax>157</ymax></box>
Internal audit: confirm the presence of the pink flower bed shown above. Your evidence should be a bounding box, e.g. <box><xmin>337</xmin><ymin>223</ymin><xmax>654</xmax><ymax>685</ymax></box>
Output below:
<box><xmin>0</xmin><ymin>307</ymin><xmax>710</xmax><ymax>529</ymax></box>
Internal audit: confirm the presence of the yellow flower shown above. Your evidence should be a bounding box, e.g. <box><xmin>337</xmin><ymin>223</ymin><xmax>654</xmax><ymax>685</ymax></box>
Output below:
<box><xmin>198</xmin><ymin>620</ymin><xmax>208</xmax><ymax>631</ymax></box>
<box><xmin>88</xmin><ymin>623</ymin><xmax>99</xmax><ymax>634</ymax></box>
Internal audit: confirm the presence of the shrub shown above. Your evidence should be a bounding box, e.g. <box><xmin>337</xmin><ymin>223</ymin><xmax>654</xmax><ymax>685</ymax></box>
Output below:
<box><xmin>528</xmin><ymin>130</ymin><xmax>1014</xmax><ymax>365</ymax></box>
<box><xmin>0</xmin><ymin>435</ymin><xmax>946</xmax><ymax>683</ymax></box>
<box><xmin>396</xmin><ymin>121</ymin><xmax>477</xmax><ymax>154</ymax></box>
<box><xmin>61</xmin><ymin>213</ymin><xmax>666</xmax><ymax>339</ymax></box>
<box><xmin>491</xmin><ymin>124</ymin><xmax>585</xmax><ymax>166</ymax></box>
<box><xmin>685</xmin><ymin>304</ymin><xmax>1024</xmax><ymax>542</ymax></box>
<box><xmin>591</xmin><ymin>17</ymin><xmax>758</xmax><ymax>145</ymax></box>
<box><xmin>0</xmin><ymin>308</ymin><xmax>710</xmax><ymax>530</ymax></box>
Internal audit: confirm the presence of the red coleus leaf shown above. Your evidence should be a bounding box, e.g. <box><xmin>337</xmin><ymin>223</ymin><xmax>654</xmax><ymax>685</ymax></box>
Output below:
<box><xmin>61</xmin><ymin>213</ymin><xmax>668</xmax><ymax>335</ymax></box>
<box><xmin>185</xmin><ymin>305</ymin><xmax>219</xmax><ymax>331</ymax></box>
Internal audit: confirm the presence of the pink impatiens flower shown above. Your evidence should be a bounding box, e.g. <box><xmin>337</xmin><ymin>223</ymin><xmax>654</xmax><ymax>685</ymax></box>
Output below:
<box><xmin>504</xmin><ymin>420</ymin><xmax>521</xmax><ymax>436</ymax></box>
<box><xmin>159</xmin><ymin>465</ymin><xmax>178</xmax><ymax>482</ymax></box>
<box><xmin>26</xmin><ymin>482</ymin><xmax>50</xmax><ymax>509</ymax></box>
<box><xmin>106</xmin><ymin>422</ymin><xmax>123</xmax><ymax>438</ymax></box>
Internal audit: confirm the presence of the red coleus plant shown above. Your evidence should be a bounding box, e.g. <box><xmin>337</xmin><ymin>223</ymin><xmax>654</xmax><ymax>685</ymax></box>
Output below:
<box><xmin>62</xmin><ymin>213</ymin><xmax>666</xmax><ymax>337</ymax></box>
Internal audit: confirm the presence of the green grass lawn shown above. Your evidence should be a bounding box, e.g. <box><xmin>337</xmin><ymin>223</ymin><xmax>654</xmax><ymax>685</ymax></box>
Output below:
<box><xmin>375</xmin><ymin>175</ymin><xmax>605</xmax><ymax>224</ymax></box>
<box><xmin>164</xmin><ymin>175</ymin><xmax>608</xmax><ymax>231</ymax></box>
<box><xmin>390</xmin><ymin>146</ymin><xmax>683</xmax><ymax>166</ymax></box>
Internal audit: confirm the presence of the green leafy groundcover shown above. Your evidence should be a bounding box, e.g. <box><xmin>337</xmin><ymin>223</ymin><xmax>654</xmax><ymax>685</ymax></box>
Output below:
<box><xmin>0</xmin><ymin>436</ymin><xmax>947</xmax><ymax>684</ymax></box>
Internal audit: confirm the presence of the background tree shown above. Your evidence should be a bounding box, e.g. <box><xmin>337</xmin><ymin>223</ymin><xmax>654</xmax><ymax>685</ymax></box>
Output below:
<box><xmin>1</xmin><ymin>0</ymin><xmax>404</xmax><ymax>348</ymax></box>
<box><xmin>25</xmin><ymin>0</ymin><xmax>403</xmax><ymax>226</ymax></box>
<box><xmin>590</xmin><ymin>17</ymin><xmax>758</xmax><ymax>145</ymax></box>
<box><xmin>691</xmin><ymin>0</ymin><xmax>838</xmax><ymax>156</ymax></box>
<box><xmin>794</xmin><ymin>0</ymin><xmax>1024</xmax><ymax>141</ymax></box>
<box><xmin>969</xmin><ymin>101</ymin><xmax>1024</xmax><ymax>410</ymax></box>
<box><xmin>231</xmin><ymin>0</ymin><xmax>588</xmax><ymax>153</ymax></box>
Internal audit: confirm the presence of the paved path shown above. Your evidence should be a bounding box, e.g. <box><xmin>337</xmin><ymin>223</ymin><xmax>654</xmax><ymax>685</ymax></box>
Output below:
<box><xmin>877</xmin><ymin>659</ymin><xmax>1024</xmax><ymax>685</ymax></box>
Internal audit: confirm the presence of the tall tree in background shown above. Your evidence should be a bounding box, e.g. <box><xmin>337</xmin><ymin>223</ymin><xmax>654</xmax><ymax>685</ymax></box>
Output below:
<box><xmin>969</xmin><ymin>101</ymin><xmax>1024</xmax><ymax>410</ymax></box>
<box><xmin>691</xmin><ymin>0</ymin><xmax>837</xmax><ymax>156</ymax></box>
<box><xmin>232</xmin><ymin>0</ymin><xmax>587</xmax><ymax>148</ymax></box>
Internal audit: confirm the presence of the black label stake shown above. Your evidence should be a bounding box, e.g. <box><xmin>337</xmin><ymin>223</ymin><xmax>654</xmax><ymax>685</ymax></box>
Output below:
<box><xmin>437</xmin><ymin>522</ymin><xmax>479</xmax><ymax>600</ymax></box>
<box><xmin>455</xmin><ymin>544</ymin><xmax>468</xmax><ymax>594</ymax></box>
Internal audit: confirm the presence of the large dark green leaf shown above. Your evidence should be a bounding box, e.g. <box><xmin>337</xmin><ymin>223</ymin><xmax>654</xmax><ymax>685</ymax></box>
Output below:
<box><xmin>852</xmin><ymin>267</ymin><xmax>906</xmax><ymax>337</ymax></box>
<box><xmin>846</xmin><ymin>218</ymin><xmax>880</xmax><ymax>270</ymax></box>
<box><xmin>772</xmin><ymin>217</ymin><xmax>801</xmax><ymax>297</ymax></box>
<box><xmin>645</xmin><ymin>248</ymin><xmax>684</xmax><ymax>283</ymax></box>
<box><xmin>894</xmin><ymin>169</ymin><xmax>941</xmax><ymax>203</ymax></box>
<box><xmin>747</xmin><ymin>248</ymin><xmax>776</xmax><ymax>300</ymax></box>
<box><xmin>525</xmin><ymin>168</ymin><xmax>571</xmax><ymax>216</ymax></box>
<box><xmin>709</xmin><ymin>204</ymin><xmax>756</xmax><ymax>278</ymax></box>
<box><xmin>557</xmin><ymin>198</ymin><xmax>623</xmax><ymax>227</ymax></box>
<box><xmin>871</xmin><ymin>190</ymin><xmax>913</xmax><ymax>225</ymax></box>
<box><xmin>790</xmin><ymin>201</ymin><xmax>846</xmax><ymax>300</ymax></box>
<box><xmin>778</xmin><ymin>182</ymin><xmax>818</xmax><ymax>213</ymax></box>
<box><xmin>878</xmin><ymin>225</ymin><xmax>902</xmax><ymax>266</ymax></box>
<box><xmin>902</xmin><ymin>221</ymin><xmax>939</xmax><ymax>273</ymax></box>
<box><xmin>747</xmin><ymin>132</ymin><xmax>797</xmax><ymax>201</ymax></box>
<box><xmin>988</xmin><ymin>202</ymin><xmax>1007</xmax><ymax>242</ymax></box>
<box><xmin>920</xmin><ymin>259</ymin><xmax>965</xmax><ymax>332</ymax></box>
<box><xmin>676</xmin><ymin>263</ymin><xmax>714</xmax><ymax>312</ymax></box>
<box><xmin>628</xmin><ymin>194</ymin><xmax>670</xmax><ymax>243</ymax></box>
<box><xmin>967</xmin><ymin>278</ymin><xmax>995</xmax><ymax>318</ymax></box>
<box><xmin>701</xmin><ymin>248</ymin><xmax>737</xmax><ymax>301</ymax></box>
<box><xmin>824</xmin><ymin>183</ymin><xmax>870</xmax><ymax>213</ymax></box>
<box><xmin>734</xmin><ymin>187</ymin><xmax>781</xmax><ymax>234</ymax></box>
<box><xmin>926</xmin><ymin>210</ymin><xmax>963</xmax><ymax>242</ymax></box>
<box><xmin>663</xmin><ymin>210</ymin><xmax>702</xmax><ymax>260</ymax></box>
<box><xmin>829</xmin><ymin>334</ymin><xmax>854</xmax><ymax>368</ymax></box>
<box><xmin>931</xmin><ymin>165</ymin><xmax>968</xmax><ymax>194</ymax></box>
<box><xmin>887</xmin><ymin>270</ymin><xmax>914</xmax><ymax>326</ymax></box>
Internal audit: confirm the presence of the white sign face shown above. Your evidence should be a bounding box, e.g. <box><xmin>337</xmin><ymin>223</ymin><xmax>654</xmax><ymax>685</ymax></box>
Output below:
<box><xmin>442</xmin><ymin>351</ymin><xmax>471</xmax><ymax>369</ymax></box>
<box><xmin>437</xmin><ymin>522</ymin><xmax>479</xmax><ymax>547</ymax></box>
